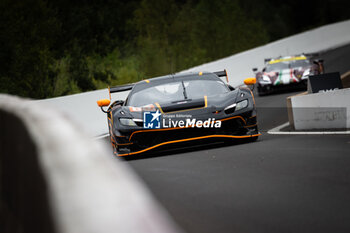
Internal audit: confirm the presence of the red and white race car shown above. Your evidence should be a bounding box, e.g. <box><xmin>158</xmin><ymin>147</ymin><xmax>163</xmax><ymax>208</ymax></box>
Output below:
<box><xmin>252</xmin><ymin>55</ymin><xmax>324</xmax><ymax>96</ymax></box>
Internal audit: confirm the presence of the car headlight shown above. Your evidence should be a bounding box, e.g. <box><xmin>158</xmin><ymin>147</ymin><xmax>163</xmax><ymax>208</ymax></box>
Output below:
<box><xmin>258</xmin><ymin>75</ymin><xmax>271</xmax><ymax>84</ymax></box>
<box><xmin>302</xmin><ymin>68</ymin><xmax>310</xmax><ymax>77</ymax></box>
<box><xmin>235</xmin><ymin>99</ymin><xmax>248</xmax><ymax>111</ymax></box>
<box><xmin>224</xmin><ymin>103</ymin><xmax>236</xmax><ymax>111</ymax></box>
<box><xmin>119</xmin><ymin>118</ymin><xmax>137</xmax><ymax>126</ymax></box>
<box><xmin>224</xmin><ymin>103</ymin><xmax>236</xmax><ymax>114</ymax></box>
<box><xmin>224</xmin><ymin>99</ymin><xmax>248</xmax><ymax>114</ymax></box>
<box><xmin>262</xmin><ymin>75</ymin><xmax>271</xmax><ymax>82</ymax></box>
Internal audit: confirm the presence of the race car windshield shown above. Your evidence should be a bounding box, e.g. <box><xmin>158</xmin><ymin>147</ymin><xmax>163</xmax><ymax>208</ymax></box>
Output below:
<box><xmin>290</xmin><ymin>59</ymin><xmax>310</xmax><ymax>68</ymax></box>
<box><xmin>128</xmin><ymin>79</ymin><xmax>229</xmax><ymax>106</ymax></box>
<box><xmin>265</xmin><ymin>62</ymin><xmax>289</xmax><ymax>72</ymax></box>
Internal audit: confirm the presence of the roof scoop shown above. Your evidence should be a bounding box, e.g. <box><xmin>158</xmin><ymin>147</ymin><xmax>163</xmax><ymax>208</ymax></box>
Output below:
<box><xmin>158</xmin><ymin>96</ymin><xmax>207</xmax><ymax>113</ymax></box>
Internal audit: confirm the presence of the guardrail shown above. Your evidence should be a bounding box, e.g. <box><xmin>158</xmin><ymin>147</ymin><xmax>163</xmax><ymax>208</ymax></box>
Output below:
<box><xmin>0</xmin><ymin>94</ymin><xmax>182</xmax><ymax>233</ymax></box>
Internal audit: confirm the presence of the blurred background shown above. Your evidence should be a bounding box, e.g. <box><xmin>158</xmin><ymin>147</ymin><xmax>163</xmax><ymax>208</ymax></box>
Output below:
<box><xmin>1</xmin><ymin>0</ymin><xmax>349</xmax><ymax>99</ymax></box>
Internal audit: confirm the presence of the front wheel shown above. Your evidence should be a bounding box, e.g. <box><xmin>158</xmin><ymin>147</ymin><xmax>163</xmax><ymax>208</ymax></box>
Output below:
<box><xmin>257</xmin><ymin>85</ymin><xmax>270</xmax><ymax>96</ymax></box>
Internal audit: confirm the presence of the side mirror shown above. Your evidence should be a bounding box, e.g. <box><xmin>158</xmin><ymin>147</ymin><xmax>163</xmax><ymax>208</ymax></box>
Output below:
<box><xmin>244</xmin><ymin>77</ymin><xmax>256</xmax><ymax>86</ymax></box>
<box><xmin>314</xmin><ymin>60</ymin><xmax>325</xmax><ymax>74</ymax></box>
<box><xmin>97</xmin><ymin>99</ymin><xmax>111</xmax><ymax>107</ymax></box>
<box><xmin>252</xmin><ymin>68</ymin><xmax>258</xmax><ymax>72</ymax></box>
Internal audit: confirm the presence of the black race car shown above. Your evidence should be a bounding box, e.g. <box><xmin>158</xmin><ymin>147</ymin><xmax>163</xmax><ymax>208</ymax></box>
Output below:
<box><xmin>97</xmin><ymin>70</ymin><xmax>260</xmax><ymax>156</ymax></box>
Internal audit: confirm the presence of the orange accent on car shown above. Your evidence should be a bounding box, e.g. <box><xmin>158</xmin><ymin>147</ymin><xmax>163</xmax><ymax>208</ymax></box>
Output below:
<box><xmin>142</xmin><ymin>104</ymin><xmax>156</xmax><ymax>111</ymax></box>
<box><xmin>155</xmin><ymin>102</ymin><xmax>164</xmax><ymax>114</ymax></box>
<box><xmin>129</xmin><ymin>106</ymin><xmax>142</xmax><ymax>112</ymax></box>
<box><xmin>244</xmin><ymin>124</ymin><xmax>257</xmax><ymax>128</ymax></box>
<box><xmin>117</xmin><ymin>142</ymin><xmax>133</xmax><ymax>146</ymax></box>
<box><xmin>244</xmin><ymin>77</ymin><xmax>256</xmax><ymax>85</ymax></box>
<box><xmin>97</xmin><ymin>99</ymin><xmax>111</xmax><ymax>107</ymax></box>
<box><xmin>219</xmin><ymin>115</ymin><xmax>246</xmax><ymax>124</ymax></box>
<box><xmin>118</xmin><ymin>134</ymin><xmax>261</xmax><ymax>156</ymax></box>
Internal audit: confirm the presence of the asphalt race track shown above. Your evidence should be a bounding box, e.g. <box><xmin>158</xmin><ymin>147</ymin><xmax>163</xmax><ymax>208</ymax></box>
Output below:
<box><xmin>106</xmin><ymin>44</ymin><xmax>350</xmax><ymax>233</ymax></box>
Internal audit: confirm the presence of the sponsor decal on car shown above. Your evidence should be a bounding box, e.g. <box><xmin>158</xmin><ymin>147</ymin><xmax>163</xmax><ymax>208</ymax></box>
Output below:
<box><xmin>143</xmin><ymin>110</ymin><xmax>162</xmax><ymax>129</ymax></box>
<box><xmin>143</xmin><ymin>110</ymin><xmax>221</xmax><ymax>129</ymax></box>
<box><xmin>268</xmin><ymin>56</ymin><xmax>307</xmax><ymax>64</ymax></box>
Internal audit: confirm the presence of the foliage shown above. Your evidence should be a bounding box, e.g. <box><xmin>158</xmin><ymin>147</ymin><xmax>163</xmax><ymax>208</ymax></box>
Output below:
<box><xmin>0</xmin><ymin>0</ymin><xmax>59</xmax><ymax>98</ymax></box>
<box><xmin>0</xmin><ymin>0</ymin><xmax>349</xmax><ymax>98</ymax></box>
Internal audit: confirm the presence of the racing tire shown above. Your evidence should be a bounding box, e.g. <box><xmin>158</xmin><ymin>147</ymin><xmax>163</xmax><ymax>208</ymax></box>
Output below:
<box><xmin>257</xmin><ymin>86</ymin><xmax>268</xmax><ymax>96</ymax></box>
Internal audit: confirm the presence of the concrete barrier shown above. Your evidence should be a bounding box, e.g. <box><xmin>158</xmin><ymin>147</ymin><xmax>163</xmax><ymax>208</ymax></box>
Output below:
<box><xmin>287</xmin><ymin>88</ymin><xmax>350</xmax><ymax>130</ymax></box>
<box><xmin>0</xmin><ymin>94</ymin><xmax>182</xmax><ymax>233</ymax></box>
<box><xmin>287</xmin><ymin>71</ymin><xmax>350</xmax><ymax>130</ymax></box>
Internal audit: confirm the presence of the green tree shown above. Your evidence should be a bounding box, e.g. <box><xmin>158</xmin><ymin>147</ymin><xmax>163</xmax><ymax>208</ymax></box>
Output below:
<box><xmin>132</xmin><ymin>0</ymin><xmax>269</xmax><ymax>77</ymax></box>
<box><xmin>1</xmin><ymin>0</ymin><xmax>349</xmax><ymax>98</ymax></box>
<box><xmin>0</xmin><ymin>0</ymin><xmax>60</xmax><ymax>98</ymax></box>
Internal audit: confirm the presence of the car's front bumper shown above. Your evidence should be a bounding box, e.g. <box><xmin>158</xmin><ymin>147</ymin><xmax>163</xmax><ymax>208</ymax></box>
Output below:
<box><xmin>113</xmin><ymin>112</ymin><xmax>260</xmax><ymax>156</ymax></box>
<box><xmin>258</xmin><ymin>79</ymin><xmax>308</xmax><ymax>93</ymax></box>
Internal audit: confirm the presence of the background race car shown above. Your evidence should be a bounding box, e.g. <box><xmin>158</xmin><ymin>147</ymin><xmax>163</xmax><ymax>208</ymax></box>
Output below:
<box><xmin>97</xmin><ymin>71</ymin><xmax>260</xmax><ymax>156</ymax></box>
<box><xmin>253</xmin><ymin>54</ymin><xmax>324</xmax><ymax>96</ymax></box>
